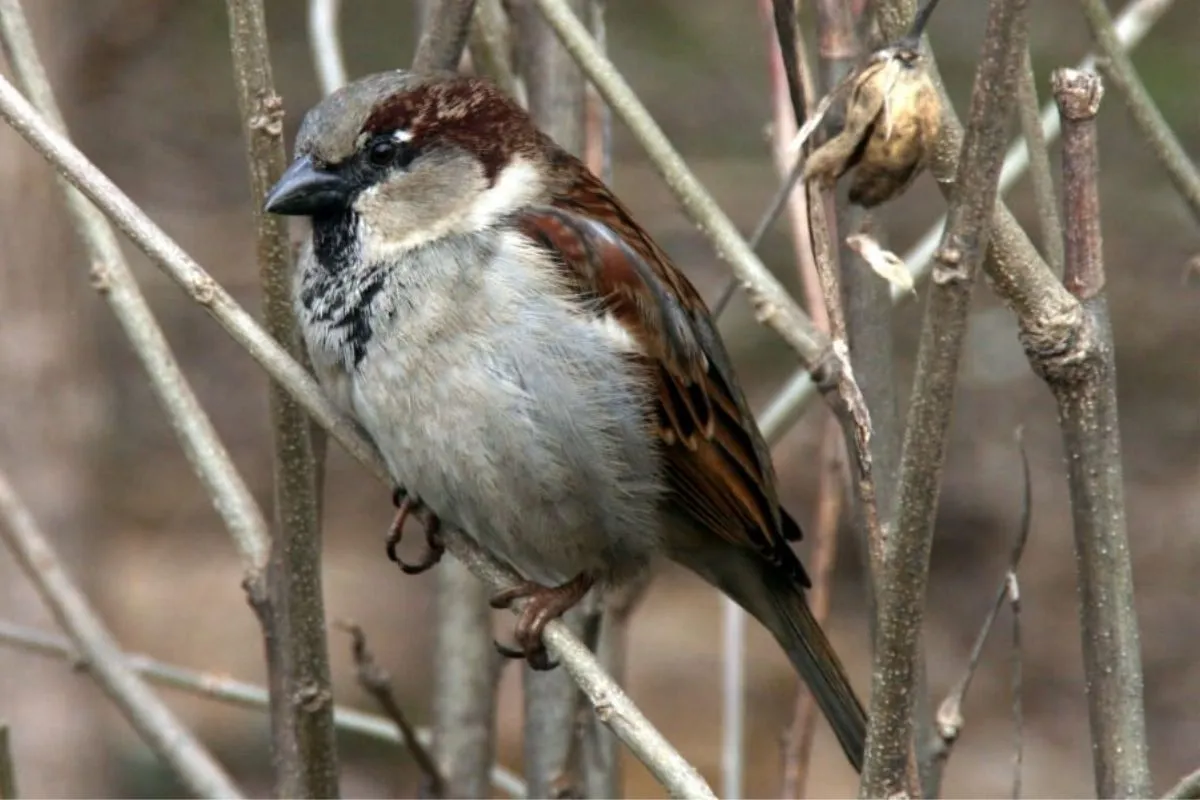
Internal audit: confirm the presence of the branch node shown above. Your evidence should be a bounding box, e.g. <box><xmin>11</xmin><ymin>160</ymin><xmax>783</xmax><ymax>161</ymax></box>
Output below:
<box><xmin>1051</xmin><ymin>69</ymin><xmax>1104</xmax><ymax>124</ymax></box>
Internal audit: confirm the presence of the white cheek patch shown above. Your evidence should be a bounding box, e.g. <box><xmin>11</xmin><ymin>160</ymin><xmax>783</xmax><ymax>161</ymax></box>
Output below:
<box><xmin>465</xmin><ymin>159</ymin><xmax>543</xmax><ymax>229</ymax></box>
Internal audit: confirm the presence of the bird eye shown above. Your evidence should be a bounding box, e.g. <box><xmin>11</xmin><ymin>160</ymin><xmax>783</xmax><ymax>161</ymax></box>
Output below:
<box><xmin>368</xmin><ymin>139</ymin><xmax>397</xmax><ymax>166</ymax></box>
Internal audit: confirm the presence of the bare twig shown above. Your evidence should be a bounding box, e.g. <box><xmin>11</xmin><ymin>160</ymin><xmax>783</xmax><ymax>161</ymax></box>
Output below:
<box><xmin>1164</xmin><ymin>767</ymin><xmax>1200</xmax><ymax>800</ymax></box>
<box><xmin>413</xmin><ymin>0</ymin><xmax>478</xmax><ymax>73</ymax></box>
<box><xmin>0</xmin><ymin>724</ymin><xmax>15</xmax><ymax>800</ymax></box>
<box><xmin>0</xmin><ymin>621</ymin><xmax>528</xmax><ymax>798</ymax></box>
<box><xmin>779</xmin><ymin>422</ymin><xmax>844</xmax><ymax>800</ymax></box>
<box><xmin>307</xmin><ymin>0</ymin><xmax>347</xmax><ymax>95</ymax></box>
<box><xmin>861</xmin><ymin>0</ymin><xmax>1029</xmax><ymax>796</ymax></box>
<box><xmin>931</xmin><ymin>430</ymin><xmax>1033</xmax><ymax>775</ymax></box>
<box><xmin>721</xmin><ymin>587</ymin><xmax>746</xmax><ymax>800</ymax></box>
<box><xmin>1078</xmin><ymin>0</ymin><xmax>1200</xmax><ymax>223</ymax></box>
<box><xmin>336</xmin><ymin>622</ymin><xmax>446</xmax><ymax>797</ymax></box>
<box><xmin>0</xmin><ymin>0</ymin><xmax>271</xmax><ymax>578</ymax></box>
<box><xmin>0</xmin><ymin>470</ymin><xmax>242</xmax><ymax>799</ymax></box>
<box><xmin>1049</xmin><ymin>68</ymin><xmax>1150</xmax><ymax>798</ymax></box>
<box><xmin>0</xmin><ymin>75</ymin><xmax>712</xmax><ymax>800</ymax></box>
<box><xmin>432</xmin><ymin>561</ymin><xmax>501</xmax><ymax>798</ymax></box>
<box><xmin>752</xmin><ymin>0</ymin><xmax>1175</xmax><ymax>444</ymax></box>
<box><xmin>225</xmin><ymin>2</ymin><xmax>339</xmax><ymax>795</ymax></box>
<box><xmin>1016</xmin><ymin>47</ymin><xmax>1064</xmax><ymax>275</ymax></box>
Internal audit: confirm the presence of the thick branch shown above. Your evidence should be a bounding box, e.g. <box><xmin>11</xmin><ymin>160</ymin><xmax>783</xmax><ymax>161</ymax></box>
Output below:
<box><xmin>0</xmin><ymin>470</ymin><xmax>241</xmax><ymax>799</ymax></box>
<box><xmin>307</xmin><ymin>0</ymin><xmax>347</xmax><ymax>95</ymax></box>
<box><xmin>1078</xmin><ymin>0</ymin><xmax>1200</xmax><ymax>223</ymax></box>
<box><xmin>860</xmin><ymin>0</ymin><xmax>1029</xmax><ymax>795</ymax></box>
<box><xmin>225</xmin><ymin>2</ymin><xmax>339</xmax><ymax>795</ymax></box>
<box><xmin>0</xmin><ymin>78</ymin><xmax>710</xmax><ymax>799</ymax></box>
<box><xmin>0</xmin><ymin>724</ymin><xmax>14</xmax><ymax>800</ymax></box>
<box><xmin>1050</xmin><ymin>68</ymin><xmax>1150</xmax><ymax>799</ymax></box>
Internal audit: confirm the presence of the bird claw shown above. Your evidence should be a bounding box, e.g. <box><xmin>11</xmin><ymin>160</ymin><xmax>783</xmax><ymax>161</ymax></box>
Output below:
<box><xmin>489</xmin><ymin>573</ymin><xmax>594</xmax><ymax>672</ymax></box>
<box><xmin>385</xmin><ymin>489</ymin><xmax>444</xmax><ymax>575</ymax></box>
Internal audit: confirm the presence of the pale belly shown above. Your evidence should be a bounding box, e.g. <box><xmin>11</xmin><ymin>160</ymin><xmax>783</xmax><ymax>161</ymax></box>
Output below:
<box><xmin>346</xmin><ymin>315</ymin><xmax>665</xmax><ymax>586</ymax></box>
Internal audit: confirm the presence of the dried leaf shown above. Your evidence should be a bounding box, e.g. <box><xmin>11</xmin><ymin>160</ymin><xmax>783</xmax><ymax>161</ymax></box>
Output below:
<box><xmin>802</xmin><ymin>46</ymin><xmax>941</xmax><ymax>208</ymax></box>
<box><xmin>846</xmin><ymin>233</ymin><xmax>915</xmax><ymax>295</ymax></box>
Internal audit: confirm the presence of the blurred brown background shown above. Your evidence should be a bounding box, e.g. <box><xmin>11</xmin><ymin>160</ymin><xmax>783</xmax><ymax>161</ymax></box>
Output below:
<box><xmin>0</xmin><ymin>1</ymin><xmax>1197</xmax><ymax>797</ymax></box>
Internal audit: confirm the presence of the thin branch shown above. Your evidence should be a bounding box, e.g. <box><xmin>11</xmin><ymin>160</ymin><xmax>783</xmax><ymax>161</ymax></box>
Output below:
<box><xmin>0</xmin><ymin>724</ymin><xmax>15</xmax><ymax>800</ymax></box>
<box><xmin>861</xmin><ymin>0</ymin><xmax>1029</xmax><ymax>796</ymax></box>
<box><xmin>720</xmin><ymin>587</ymin><xmax>746</xmax><ymax>800</ymax></box>
<box><xmin>1164</xmin><ymin>767</ymin><xmax>1200</xmax><ymax>800</ymax></box>
<box><xmin>756</xmin><ymin>0</ymin><xmax>1175</xmax><ymax>444</ymax></box>
<box><xmin>532</xmin><ymin>0</ymin><xmax>850</xmax><ymax>396</ymax></box>
<box><xmin>224</xmin><ymin>1</ymin><xmax>339</xmax><ymax>795</ymax></box>
<box><xmin>930</xmin><ymin>430</ymin><xmax>1033</xmax><ymax>777</ymax></box>
<box><xmin>0</xmin><ymin>0</ymin><xmax>271</xmax><ymax>578</ymax></box>
<box><xmin>779</xmin><ymin>422</ymin><xmax>844</xmax><ymax>800</ymax></box>
<box><xmin>0</xmin><ymin>74</ymin><xmax>713</xmax><ymax>800</ymax></box>
<box><xmin>1050</xmin><ymin>67</ymin><xmax>1150</xmax><ymax>798</ymax></box>
<box><xmin>433</xmin><ymin>560</ymin><xmax>501</xmax><ymax>798</ymax></box>
<box><xmin>0</xmin><ymin>470</ymin><xmax>242</xmax><ymax>799</ymax></box>
<box><xmin>307</xmin><ymin>0</ymin><xmax>347</xmax><ymax>95</ymax></box>
<box><xmin>413</xmin><ymin>0</ymin><xmax>478</xmax><ymax>73</ymax></box>
<box><xmin>1016</xmin><ymin>46</ymin><xmax>1064</xmax><ymax>275</ymax></box>
<box><xmin>1078</xmin><ymin>0</ymin><xmax>1200</xmax><ymax>223</ymax></box>
<box><xmin>336</xmin><ymin>622</ymin><xmax>446</xmax><ymax>797</ymax></box>
<box><xmin>0</xmin><ymin>621</ymin><xmax>528</xmax><ymax>798</ymax></box>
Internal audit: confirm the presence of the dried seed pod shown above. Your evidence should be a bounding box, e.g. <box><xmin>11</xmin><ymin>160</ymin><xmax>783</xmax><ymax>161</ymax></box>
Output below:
<box><xmin>803</xmin><ymin>46</ymin><xmax>941</xmax><ymax>208</ymax></box>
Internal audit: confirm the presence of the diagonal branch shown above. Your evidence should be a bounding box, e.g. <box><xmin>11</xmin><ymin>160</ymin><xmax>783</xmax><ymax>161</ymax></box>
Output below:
<box><xmin>224</xmin><ymin>2</ymin><xmax>339</xmax><ymax>795</ymax></box>
<box><xmin>1077</xmin><ymin>0</ymin><xmax>1200</xmax><ymax>223</ymax></box>
<box><xmin>0</xmin><ymin>469</ymin><xmax>242</xmax><ymax>799</ymax></box>
<box><xmin>0</xmin><ymin>74</ymin><xmax>712</xmax><ymax>800</ymax></box>
<box><xmin>860</xmin><ymin>0</ymin><xmax>1030</xmax><ymax>795</ymax></box>
<box><xmin>307</xmin><ymin>0</ymin><xmax>348</xmax><ymax>95</ymax></box>
<box><xmin>413</xmin><ymin>0</ymin><xmax>478</xmax><ymax>73</ymax></box>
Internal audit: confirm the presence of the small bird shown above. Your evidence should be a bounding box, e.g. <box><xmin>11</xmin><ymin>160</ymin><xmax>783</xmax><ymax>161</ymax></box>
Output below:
<box><xmin>265</xmin><ymin>70</ymin><xmax>867</xmax><ymax>771</ymax></box>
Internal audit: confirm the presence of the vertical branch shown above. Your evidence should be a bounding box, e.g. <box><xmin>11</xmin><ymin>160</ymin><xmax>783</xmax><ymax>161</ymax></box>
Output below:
<box><xmin>1050</xmin><ymin>68</ymin><xmax>1151</xmax><ymax>798</ymax></box>
<box><xmin>224</xmin><ymin>1</ymin><xmax>339</xmax><ymax>796</ymax></box>
<box><xmin>861</xmin><ymin>0</ymin><xmax>1029</xmax><ymax>795</ymax></box>
<box><xmin>509</xmin><ymin>4</ymin><xmax>590</xmax><ymax>793</ymax></box>
<box><xmin>413</xmin><ymin>0</ymin><xmax>479</xmax><ymax>73</ymax></box>
<box><xmin>1016</xmin><ymin>47</ymin><xmax>1064</xmax><ymax>275</ymax></box>
<box><xmin>432</xmin><ymin>565</ymin><xmax>500</xmax><ymax>797</ymax></box>
<box><xmin>308</xmin><ymin>0</ymin><xmax>347</xmax><ymax>95</ymax></box>
<box><xmin>0</xmin><ymin>471</ymin><xmax>242</xmax><ymax>799</ymax></box>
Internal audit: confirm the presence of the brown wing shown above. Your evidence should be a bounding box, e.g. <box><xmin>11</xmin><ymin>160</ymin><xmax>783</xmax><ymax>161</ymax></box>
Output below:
<box><xmin>514</xmin><ymin>153</ymin><xmax>809</xmax><ymax>586</ymax></box>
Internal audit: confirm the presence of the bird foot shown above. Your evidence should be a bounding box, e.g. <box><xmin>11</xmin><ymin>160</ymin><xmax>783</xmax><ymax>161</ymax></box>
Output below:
<box><xmin>385</xmin><ymin>488</ymin><xmax>444</xmax><ymax>575</ymax></box>
<box><xmin>490</xmin><ymin>573</ymin><xmax>594</xmax><ymax>671</ymax></box>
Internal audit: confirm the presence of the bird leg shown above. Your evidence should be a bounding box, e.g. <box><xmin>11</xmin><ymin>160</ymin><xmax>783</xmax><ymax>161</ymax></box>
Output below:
<box><xmin>385</xmin><ymin>488</ymin><xmax>444</xmax><ymax>575</ymax></box>
<box><xmin>490</xmin><ymin>572</ymin><xmax>595</xmax><ymax>671</ymax></box>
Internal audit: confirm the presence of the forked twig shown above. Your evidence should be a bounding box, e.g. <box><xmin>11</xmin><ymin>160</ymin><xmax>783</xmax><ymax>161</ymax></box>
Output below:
<box><xmin>337</xmin><ymin>621</ymin><xmax>447</xmax><ymax>797</ymax></box>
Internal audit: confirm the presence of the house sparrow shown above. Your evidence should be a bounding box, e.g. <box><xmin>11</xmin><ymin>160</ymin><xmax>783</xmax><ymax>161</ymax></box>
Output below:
<box><xmin>265</xmin><ymin>70</ymin><xmax>867</xmax><ymax>771</ymax></box>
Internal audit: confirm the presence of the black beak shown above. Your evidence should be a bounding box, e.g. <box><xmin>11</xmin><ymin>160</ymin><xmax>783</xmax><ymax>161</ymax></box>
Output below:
<box><xmin>263</xmin><ymin>155</ymin><xmax>350</xmax><ymax>216</ymax></box>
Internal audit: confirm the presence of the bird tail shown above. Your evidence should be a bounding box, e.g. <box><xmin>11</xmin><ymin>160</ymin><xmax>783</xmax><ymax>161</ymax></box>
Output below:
<box><xmin>673</xmin><ymin>545</ymin><xmax>867</xmax><ymax>772</ymax></box>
